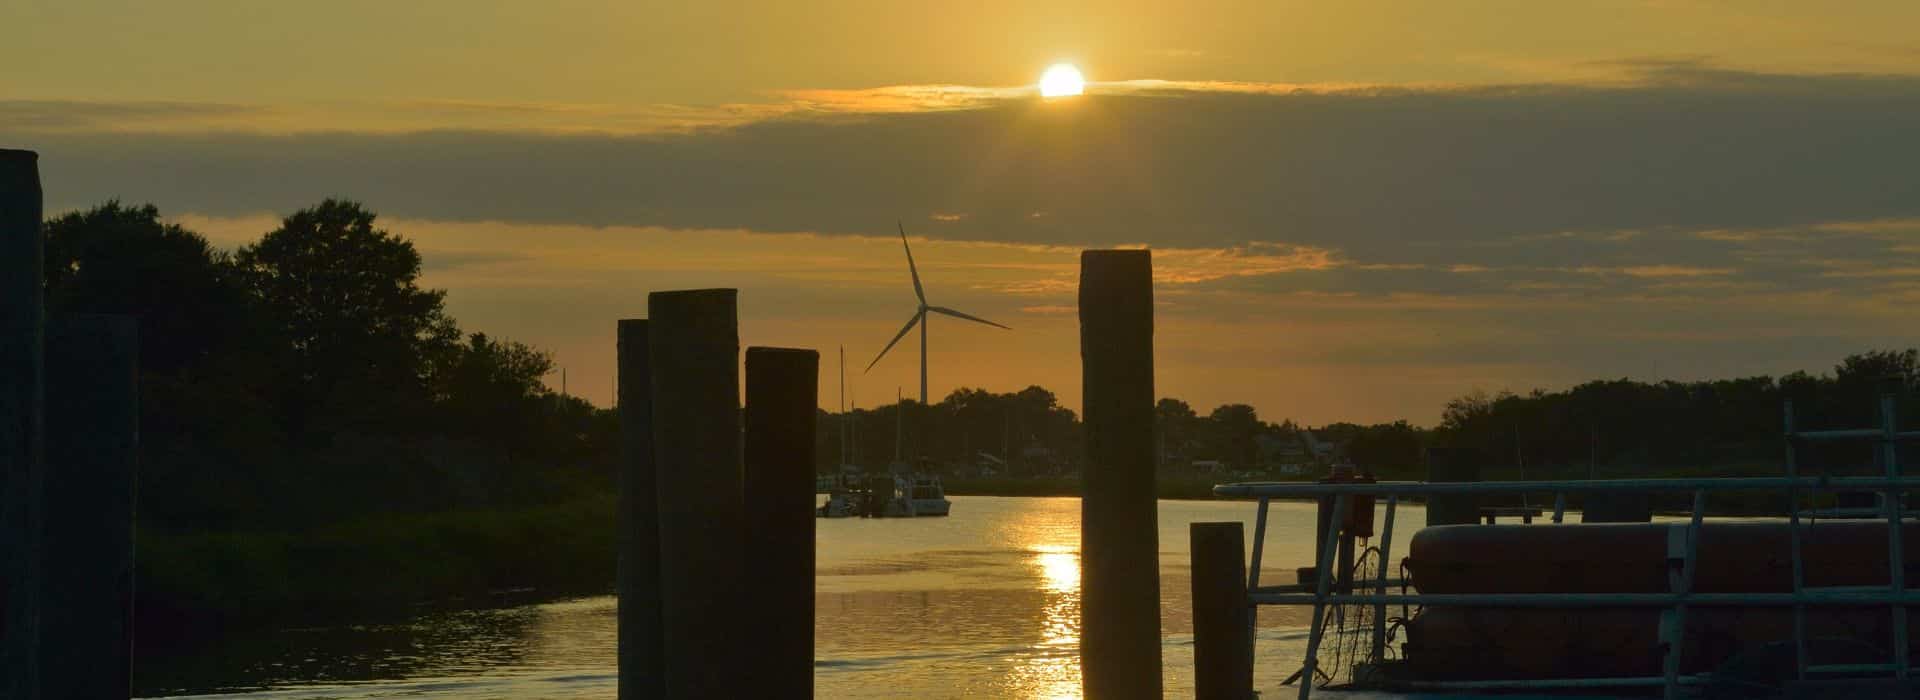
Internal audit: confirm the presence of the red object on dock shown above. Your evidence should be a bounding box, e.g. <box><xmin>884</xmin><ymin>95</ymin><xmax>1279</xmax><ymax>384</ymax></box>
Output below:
<box><xmin>1409</xmin><ymin>521</ymin><xmax>1920</xmax><ymax>594</ymax></box>
<box><xmin>1400</xmin><ymin>521</ymin><xmax>1920</xmax><ymax>679</ymax></box>
<box><xmin>1319</xmin><ymin>469</ymin><xmax>1376</xmax><ymax>538</ymax></box>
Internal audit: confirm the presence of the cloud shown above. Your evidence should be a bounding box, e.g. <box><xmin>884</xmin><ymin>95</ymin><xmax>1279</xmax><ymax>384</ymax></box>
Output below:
<box><xmin>0</xmin><ymin>100</ymin><xmax>265</xmax><ymax>132</ymax></box>
<box><xmin>16</xmin><ymin>63</ymin><xmax>1920</xmax><ymax>421</ymax></box>
<box><xmin>16</xmin><ymin>64</ymin><xmax>1918</xmax><ymax>267</ymax></box>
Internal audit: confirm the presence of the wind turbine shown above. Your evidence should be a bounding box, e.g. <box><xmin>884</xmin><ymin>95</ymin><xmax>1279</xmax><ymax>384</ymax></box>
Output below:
<box><xmin>865</xmin><ymin>222</ymin><xmax>1009</xmax><ymax>408</ymax></box>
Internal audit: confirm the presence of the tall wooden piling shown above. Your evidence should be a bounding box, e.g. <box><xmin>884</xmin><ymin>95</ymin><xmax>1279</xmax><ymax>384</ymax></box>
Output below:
<box><xmin>1191</xmin><ymin>522</ymin><xmax>1252</xmax><ymax>700</ymax></box>
<box><xmin>743</xmin><ymin>347</ymin><xmax>819</xmax><ymax>698</ymax></box>
<box><xmin>1078</xmin><ymin>249</ymin><xmax>1162</xmax><ymax>698</ymax></box>
<box><xmin>1</xmin><ymin>148</ymin><xmax>45</xmax><ymax>700</ymax></box>
<box><xmin>647</xmin><ymin>289</ymin><xmax>744</xmax><ymax>698</ymax></box>
<box><xmin>1425</xmin><ymin>447</ymin><xmax>1482</xmax><ymax>527</ymax></box>
<box><xmin>42</xmin><ymin>314</ymin><xmax>138</xmax><ymax>698</ymax></box>
<box><xmin>617</xmin><ymin>319</ymin><xmax>663</xmax><ymax>699</ymax></box>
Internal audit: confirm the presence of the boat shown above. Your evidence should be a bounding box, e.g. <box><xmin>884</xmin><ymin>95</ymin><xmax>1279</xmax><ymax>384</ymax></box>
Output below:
<box><xmin>817</xmin><ymin>487</ymin><xmax>856</xmax><ymax>518</ymax></box>
<box><xmin>864</xmin><ymin>471</ymin><xmax>950</xmax><ymax>517</ymax></box>
<box><xmin>905</xmin><ymin>473</ymin><xmax>951</xmax><ymax>516</ymax></box>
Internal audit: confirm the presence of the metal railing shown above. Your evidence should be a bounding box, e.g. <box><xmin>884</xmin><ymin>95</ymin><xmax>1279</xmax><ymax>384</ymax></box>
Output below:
<box><xmin>1212</xmin><ymin>392</ymin><xmax>1920</xmax><ymax>700</ymax></box>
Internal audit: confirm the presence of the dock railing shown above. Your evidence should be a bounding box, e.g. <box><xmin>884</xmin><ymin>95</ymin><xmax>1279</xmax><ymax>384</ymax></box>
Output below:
<box><xmin>1210</xmin><ymin>391</ymin><xmax>1920</xmax><ymax>700</ymax></box>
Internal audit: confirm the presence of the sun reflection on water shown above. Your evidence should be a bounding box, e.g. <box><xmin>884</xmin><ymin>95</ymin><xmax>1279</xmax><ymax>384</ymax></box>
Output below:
<box><xmin>1006</xmin><ymin>522</ymin><xmax>1084</xmax><ymax>699</ymax></box>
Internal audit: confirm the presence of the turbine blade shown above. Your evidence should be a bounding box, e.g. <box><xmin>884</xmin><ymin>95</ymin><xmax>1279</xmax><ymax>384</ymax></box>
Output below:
<box><xmin>899</xmin><ymin>221</ymin><xmax>926</xmax><ymax>305</ymax></box>
<box><xmin>864</xmin><ymin>310</ymin><xmax>925</xmax><ymax>373</ymax></box>
<box><xmin>927</xmin><ymin>305</ymin><xmax>1010</xmax><ymax>330</ymax></box>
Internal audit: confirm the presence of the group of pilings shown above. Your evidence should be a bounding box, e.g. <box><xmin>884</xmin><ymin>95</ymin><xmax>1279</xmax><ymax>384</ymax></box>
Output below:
<box><xmin>0</xmin><ymin>146</ymin><xmax>1189</xmax><ymax>697</ymax></box>
<box><xmin>3</xmin><ymin>150</ymin><xmax>142</xmax><ymax>700</ymax></box>
<box><xmin>616</xmin><ymin>291</ymin><xmax>818</xmax><ymax>698</ymax></box>
<box><xmin>614</xmin><ymin>252</ymin><xmax>1174</xmax><ymax>699</ymax></box>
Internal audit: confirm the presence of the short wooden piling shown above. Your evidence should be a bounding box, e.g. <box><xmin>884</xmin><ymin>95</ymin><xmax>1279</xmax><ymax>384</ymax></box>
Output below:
<box><xmin>41</xmin><ymin>314</ymin><xmax>138</xmax><ymax>698</ymax></box>
<box><xmin>1</xmin><ymin>148</ymin><xmax>45</xmax><ymax>700</ymax></box>
<box><xmin>1078</xmin><ymin>249</ymin><xmax>1162</xmax><ymax>698</ymax></box>
<box><xmin>617</xmin><ymin>319</ymin><xmax>663</xmax><ymax>699</ymax></box>
<box><xmin>1425</xmin><ymin>447</ymin><xmax>1481</xmax><ymax>527</ymax></box>
<box><xmin>743</xmin><ymin>347</ymin><xmax>819</xmax><ymax>698</ymax></box>
<box><xmin>1191</xmin><ymin>522</ymin><xmax>1252</xmax><ymax>700</ymax></box>
<box><xmin>647</xmin><ymin>289</ymin><xmax>744</xmax><ymax>698</ymax></box>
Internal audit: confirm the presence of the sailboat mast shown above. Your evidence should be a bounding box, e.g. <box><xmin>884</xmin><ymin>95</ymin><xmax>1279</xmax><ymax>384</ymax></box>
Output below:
<box><xmin>839</xmin><ymin>346</ymin><xmax>847</xmax><ymax>465</ymax></box>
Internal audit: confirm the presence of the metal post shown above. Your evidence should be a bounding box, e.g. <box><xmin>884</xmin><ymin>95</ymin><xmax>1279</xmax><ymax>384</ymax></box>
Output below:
<box><xmin>1662</xmin><ymin>490</ymin><xmax>1706</xmax><ymax>700</ymax></box>
<box><xmin>1247</xmin><ymin>496</ymin><xmax>1269</xmax><ymax>672</ymax></box>
<box><xmin>1</xmin><ymin>148</ymin><xmax>45</xmax><ymax>700</ymax></box>
<box><xmin>1077</xmin><ymin>250</ymin><xmax>1162</xmax><ymax>698</ymax></box>
<box><xmin>647</xmin><ymin>289</ymin><xmax>745</xmax><ymax>698</ymax></box>
<box><xmin>616</xmin><ymin>319</ymin><xmax>663</xmax><ymax>699</ymax></box>
<box><xmin>743</xmin><ymin>347</ymin><xmax>819</xmax><ymax>699</ymax></box>
<box><xmin>1370</xmin><ymin>496</ymin><xmax>1398</xmax><ymax>664</ymax></box>
<box><xmin>1299</xmin><ymin>494</ymin><xmax>1349</xmax><ymax>700</ymax></box>
<box><xmin>1881</xmin><ymin>386</ymin><xmax>1909</xmax><ymax>680</ymax></box>
<box><xmin>1192</xmin><ymin>522</ymin><xmax>1252</xmax><ymax>700</ymax></box>
<box><xmin>1337</xmin><ymin>527</ymin><xmax>1356</xmax><ymax>596</ymax></box>
<box><xmin>1784</xmin><ymin>399</ymin><xmax>1808</xmax><ymax>681</ymax></box>
<box><xmin>1551</xmin><ymin>492</ymin><xmax>1566</xmax><ymax>523</ymax></box>
<box><xmin>40</xmin><ymin>315</ymin><xmax>137</xmax><ymax>698</ymax></box>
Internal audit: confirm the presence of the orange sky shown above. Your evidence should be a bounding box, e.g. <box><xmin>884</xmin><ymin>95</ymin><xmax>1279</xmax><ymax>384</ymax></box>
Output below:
<box><xmin>8</xmin><ymin>2</ymin><xmax>1920</xmax><ymax>424</ymax></box>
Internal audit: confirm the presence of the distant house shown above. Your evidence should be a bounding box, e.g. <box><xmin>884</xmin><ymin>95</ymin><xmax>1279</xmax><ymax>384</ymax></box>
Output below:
<box><xmin>957</xmin><ymin>451</ymin><xmax>1004</xmax><ymax>478</ymax></box>
<box><xmin>1301</xmin><ymin>429</ymin><xmax>1339</xmax><ymax>462</ymax></box>
<box><xmin>1258</xmin><ymin>432</ymin><xmax>1311</xmax><ymax>468</ymax></box>
<box><xmin>1191</xmin><ymin>459</ymin><xmax>1227</xmax><ymax>473</ymax></box>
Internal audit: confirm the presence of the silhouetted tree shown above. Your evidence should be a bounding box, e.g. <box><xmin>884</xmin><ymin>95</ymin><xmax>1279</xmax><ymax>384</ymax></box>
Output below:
<box><xmin>1206</xmin><ymin>404</ymin><xmax>1262</xmax><ymax>467</ymax></box>
<box><xmin>42</xmin><ymin>202</ymin><xmax>284</xmax><ymax>529</ymax></box>
<box><xmin>435</xmin><ymin>332</ymin><xmax>562</xmax><ymax>469</ymax></box>
<box><xmin>43</xmin><ymin>201</ymin><xmax>253</xmax><ymax>374</ymax></box>
<box><xmin>232</xmin><ymin>199</ymin><xmax>459</xmax><ymax>440</ymax></box>
<box><xmin>1156</xmin><ymin>398</ymin><xmax>1200</xmax><ymax>467</ymax></box>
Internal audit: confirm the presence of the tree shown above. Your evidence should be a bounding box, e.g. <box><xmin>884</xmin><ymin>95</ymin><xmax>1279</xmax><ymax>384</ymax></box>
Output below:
<box><xmin>42</xmin><ymin>202</ymin><xmax>283</xmax><ymax>529</ymax></box>
<box><xmin>43</xmin><ymin>201</ymin><xmax>253</xmax><ymax>375</ymax></box>
<box><xmin>1207</xmin><ymin>403</ymin><xmax>1263</xmax><ymax>467</ymax></box>
<box><xmin>1345</xmin><ymin>421</ymin><xmax>1425</xmax><ymax>473</ymax></box>
<box><xmin>232</xmin><ymin>200</ymin><xmax>459</xmax><ymax>437</ymax></box>
<box><xmin>436</xmin><ymin>332</ymin><xmax>555</xmax><ymax>457</ymax></box>
<box><xmin>1155</xmin><ymin>398</ymin><xmax>1199</xmax><ymax>468</ymax></box>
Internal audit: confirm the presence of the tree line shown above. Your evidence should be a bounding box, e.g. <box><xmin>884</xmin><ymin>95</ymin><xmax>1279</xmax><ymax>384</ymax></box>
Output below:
<box><xmin>45</xmin><ymin>201</ymin><xmax>614</xmax><ymax>533</ymax></box>
<box><xmin>52</xmin><ymin>198</ymin><xmax>1918</xmax><ymax>536</ymax></box>
<box><xmin>822</xmin><ymin>351</ymin><xmax>1920</xmax><ymax>481</ymax></box>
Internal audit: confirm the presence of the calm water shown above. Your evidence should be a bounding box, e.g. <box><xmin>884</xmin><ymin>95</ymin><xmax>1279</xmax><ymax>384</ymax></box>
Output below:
<box><xmin>137</xmin><ymin>496</ymin><xmax>1450</xmax><ymax>699</ymax></box>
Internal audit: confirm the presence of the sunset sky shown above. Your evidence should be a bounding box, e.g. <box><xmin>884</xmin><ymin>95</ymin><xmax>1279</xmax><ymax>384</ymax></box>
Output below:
<box><xmin>7</xmin><ymin>1</ymin><xmax>1920</xmax><ymax>424</ymax></box>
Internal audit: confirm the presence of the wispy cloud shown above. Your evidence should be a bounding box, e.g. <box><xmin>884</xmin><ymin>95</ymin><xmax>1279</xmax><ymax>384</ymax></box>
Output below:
<box><xmin>1576</xmin><ymin>264</ymin><xmax>1735</xmax><ymax>278</ymax></box>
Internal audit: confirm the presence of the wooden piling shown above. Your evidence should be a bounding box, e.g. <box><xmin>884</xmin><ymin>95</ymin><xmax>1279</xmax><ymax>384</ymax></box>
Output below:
<box><xmin>617</xmin><ymin>319</ymin><xmax>663</xmax><ymax>699</ymax></box>
<box><xmin>1078</xmin><ymin>250</ymin><xmax>1162</xmax><ymax>698</ymax></box>
<box><xmin>743</xmin><ymin>347</ymin><xmax>819</xmax><ymax>698</ymax></box>
<box><xmin>41</xmin><ymin>314</ymin><xmax>138</xmax><ymax>698</ymax></box>
<box><xmin>1191</xmin><ymin>522</ymin><xmax>1252</xmax><ymax>700</ymax></box>
<box><xmin>1425</xmin><ymin>447</ymin><xmax>1482</xmax><ymax>527</ymax></box>
<box><xmin>647</xmin><ymin>289</ymin><xmax>744</xmax><ymax>698</ymax></box>
<box><xmin>1</xmin><ymin>148</ymin><xmax>45</xmax><ymax>700</ymax></box>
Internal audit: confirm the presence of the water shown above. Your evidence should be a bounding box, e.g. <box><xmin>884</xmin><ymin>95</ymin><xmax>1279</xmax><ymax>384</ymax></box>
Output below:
<box><xmin>138</xmin><ymin>496</ymin><xmax>1442</xmax><ymax>699</ymax></box>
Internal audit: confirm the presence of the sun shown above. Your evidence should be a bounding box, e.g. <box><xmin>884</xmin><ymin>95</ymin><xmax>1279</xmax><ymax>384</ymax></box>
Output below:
<box><xmin>1038</xmin><ymin>63</ymin><xmax>1085</xmax><ymax>98</ymax></box>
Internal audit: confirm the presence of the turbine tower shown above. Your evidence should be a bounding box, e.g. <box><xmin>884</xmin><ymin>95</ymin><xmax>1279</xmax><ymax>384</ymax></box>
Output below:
<box><xmin>865</xmin><ymin>222</ymin><xmax>1009</xmax><ymax>408</ymax></box>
